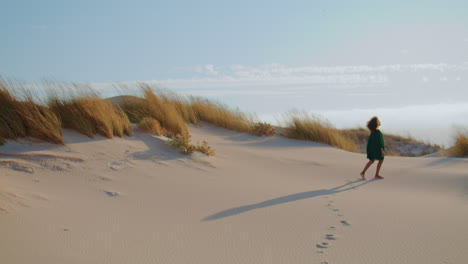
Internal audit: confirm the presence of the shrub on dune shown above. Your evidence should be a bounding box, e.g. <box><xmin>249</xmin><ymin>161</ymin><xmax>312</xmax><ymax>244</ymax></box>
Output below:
<box><xmin>451</xmin><ymin>131</ymin><xmax>468</xmax><ymax>157</ymax></box>
<box><xmin>282</xmin><ymin>112</ymin><xmax>359</xmax><ymax>152</ymax></box>
<box><xmin>251</xmin><ymin>122</ymin><xmax>276</xmax><ymax>136</ymax></box>
<box><xmin>166</xmin><ymin>134</ymin><xmax>215</xmax><ymax>156</ymax></box>
<box><xmin>194</xmin><ymin>141</ymin><xmax>215</xmax><ymax>156</ymax></box>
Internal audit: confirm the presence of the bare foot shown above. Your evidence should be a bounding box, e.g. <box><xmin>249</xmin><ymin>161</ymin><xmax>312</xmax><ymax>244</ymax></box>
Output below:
<box><xmin>374</xmin><ymin>175</ymin><xmax>384</xmax><ymax>179</ymax></box>
<box><xmin>360</xmin><ymin>172</ymin><xmax>366</xmax><ymax>180</ymax></box>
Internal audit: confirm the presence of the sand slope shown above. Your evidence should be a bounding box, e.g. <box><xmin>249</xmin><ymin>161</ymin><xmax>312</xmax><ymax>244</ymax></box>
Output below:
<box><xmin>1</xmin><ymin>124</ymin><xmax>467</xmax><ymax>264</ymax></box>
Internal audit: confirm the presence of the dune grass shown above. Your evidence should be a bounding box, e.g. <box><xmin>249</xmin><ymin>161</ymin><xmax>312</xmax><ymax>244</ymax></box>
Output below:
<box><xmin>118</xmin><ymin>84</ymin><xmax>266</xmax><ymax>137</ymax></box>
<box><xmin>142</xmin><ymin>86</ymin><xmax>189</xmax><ymax>138</ymax></box>
<box><xmin>114</xmin><ymin>95</ymin><xmax>148</xmax><ymax>124</ymax></box>
<box><xmin>137</xmin><ymin>117</ymin><xmax>166</xmax><ymax>136</ymax></box>
<box><xmin>0</xmin><ymin>82</ymin><xmax>64</xmax><ymax>144</ymax></box>
<box><xmin>3</xmin><ymin>81</ymin><xmax>440</xmax><ymax>155</ymax></box>
<box><xmin>282</xmin><ymin>112</ymin><xmax>359</xmax><ymax>152</ymax></box>
<box><xmin>451</xmin><ymin>131</ymin><xmax>468</xmax><ymax>157</ymax></box>
<box><xmin>117</xmin><ymin>84</ymin><xmax>269</xmax><ymax>155</ymax></box>
<box><xmin>1</xmin><ymin>81</ymin><xmax>131</xmax><ymax>144</ymax></box>
<box><xmin>0</xmin><ymin>83</ymin><xmax>27</xmax><ymax>139</ymax></box>
<box><xmin>251</xmin><ymin>122</ymin><xmax>276</xmax><ymax>136</ymax></box>
<box><xmin>16</xmin><ymin>99</ymin><xmax>64</xmax><ymax>144</ymax></box>
<box><xmin>118</xmin><ymin>86</ymin><xmax>214</xmax><ymax>155</ymax></box>
<box><xmin>166</xmin><ymin>134</ymin><xmax>215</xmax><ymax>156</ymax></box>
<box><xmin>48</xmin><ymin>88</ymin><xmax>131</xmax><ymax>139</ymax></box>
<box><xmin>190</xmin><ymin>97</ymin><xmax>254</xmax><ymax>133</ymax></box>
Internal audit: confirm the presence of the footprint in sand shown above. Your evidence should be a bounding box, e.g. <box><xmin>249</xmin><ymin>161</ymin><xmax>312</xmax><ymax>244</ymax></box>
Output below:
<box><xmin>325</xmin><ymin>234</ymin><xmax>336</xmax><ymax>240</ymax></box>
<box><xmin>340</xmin><ymin>220</ymin><xmax>350</xmax><ymax>226</ymax></box>
<box><xmin>105</xmin><ymin>191</ymin><xmax>120</xmax><ymax>197</ymax></box>
<box><xmin>316</xmin><ymin>243</ymin><xmax>328</xmax><ymax>249</ymax></box>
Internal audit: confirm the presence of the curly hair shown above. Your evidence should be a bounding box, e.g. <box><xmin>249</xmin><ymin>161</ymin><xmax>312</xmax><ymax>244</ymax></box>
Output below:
<box><xmin>367</xmin><ymin>116</ymin><xmax>380</xmax><ymax>132</ymax></box>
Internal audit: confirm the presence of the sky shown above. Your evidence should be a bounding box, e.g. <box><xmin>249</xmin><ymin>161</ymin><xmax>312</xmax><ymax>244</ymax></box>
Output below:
<box><xmin>2</xmin><ymin>0</ymin><xmax>468</xmax><ymax>145</ymax></box>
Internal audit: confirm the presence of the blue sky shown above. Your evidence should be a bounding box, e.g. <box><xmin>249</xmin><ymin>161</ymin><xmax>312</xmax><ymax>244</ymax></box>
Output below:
<box><xmin>2</xmin><ymin>0</ymin><xmax>468</xmax><ymax>82</ymax></box>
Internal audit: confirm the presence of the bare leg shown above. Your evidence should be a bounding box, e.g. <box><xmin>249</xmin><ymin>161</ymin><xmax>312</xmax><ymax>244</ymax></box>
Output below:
<box><xmin>374</xmin><ymin>160</ymin><xmax>384</xmax><ymax>179</ymax></box>
<box><xmin>360</xmin><ymin>160</ymin><xmax>374</xmax><ymax>180</ymax></box>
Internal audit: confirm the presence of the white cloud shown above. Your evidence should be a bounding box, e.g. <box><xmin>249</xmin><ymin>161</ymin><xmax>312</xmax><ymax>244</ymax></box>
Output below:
<box><xmin>203</xmin><ymin>64</ymin><xmax>219</xmax><ymax>76</ymax></box>
<box><xmin>188</xmin><ymin>63</ymin><xmax>466</xmax><ymax>82</ymax></box>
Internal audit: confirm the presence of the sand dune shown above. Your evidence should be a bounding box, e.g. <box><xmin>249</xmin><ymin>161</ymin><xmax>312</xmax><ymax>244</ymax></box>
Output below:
<box><xmin>0</xmin><ymin>124</ymin><xmax>467</xmax><ymax>264</ymax></box>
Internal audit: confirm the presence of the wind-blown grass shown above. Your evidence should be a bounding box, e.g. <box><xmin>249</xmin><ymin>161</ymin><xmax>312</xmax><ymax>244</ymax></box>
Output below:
<box><xmin>48</xmin><ymin>89</ymin><xmax>131</xmax><ymax>139</ymax></box>
<box><xmin>0</xmin><ymin>83</ymin><xmax>27</xmax><ymax>139</ymax></box>
<box><xmin>0</xmin><ymin>82</ymin><xmax>64</xmax><ymax>144</ymax></box>
<box><xmin>137</xmin><ymin>117</ymin><xmax>166</xmax><ymax>136</ymax></box>
<box><xmin>5</xmin><ymin>80</ymin><xmax>441</xmax><ymax>156</ymax></box>
<box><xmin>117</xmin><ymin>84</ymin><xmax>264</xmax><ymax>136</ymax></box>
<box><xmin>451</xmin><ymin>130</ymin><xmax>468</xmax><ymax>157</ymax></box>
<box><xmin>282</xmin><ymin>112</ymin><xmax>359</xmax><ymax>152</ymax></box>
<box><xmin>142</xmin><ymin>86</ymin><xmax>189</xmax><ymax>138</ymax></box>
<box><xmin>190</xmin><ymin>98</ymin><xmax>253</xmax><ymax>133</ymax></box>
<box><xmin>16</xmin><ymin>99</ymin><xmax>64</xmax><ymax>144</ymax></box>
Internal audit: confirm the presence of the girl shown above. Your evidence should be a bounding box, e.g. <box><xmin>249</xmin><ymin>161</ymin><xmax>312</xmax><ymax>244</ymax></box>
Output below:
<box><xmin>360</xmin><ymin>116</ymin><xmax>385</xmax><ymax>180</ymax></box>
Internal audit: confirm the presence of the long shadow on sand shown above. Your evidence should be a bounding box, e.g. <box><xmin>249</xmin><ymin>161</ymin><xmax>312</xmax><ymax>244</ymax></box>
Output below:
<box><xmin>202</xmin><ymin>179</ymin><xmax>376</xmax><ymax>221</ymax></box>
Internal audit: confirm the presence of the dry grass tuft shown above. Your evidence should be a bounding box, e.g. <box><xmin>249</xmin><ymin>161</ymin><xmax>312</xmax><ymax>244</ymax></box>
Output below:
<box><xmin>166</xmin><ymin>94</ymin><xmax>198</xmax><ymax>124</ymax></box>
<box><xmin>0</xmin><ymin>82</ymin><xmax>64</xmax><ymax>144</ymax></box>
<box><xmin>451</xmin><ymin>131</ymin><xmax>468</xmax><ymax>157</ymax></box>
<box><xmin>48</xmin><ymin>90</ymin><xmax>131</xmax><ymax>139</ymax></box>
<box><xmin>166</xmin><ymin>134</ymin><xmax>215</xmax><ymax>156</ymax></box>
<box><xmin>190</xmin><ymin>98</ymin><xmax>253</xmax><ymax>132</ymax></box>
<box><xmin>138</xmin><ymin>117</ymin><xmax>166</xmax><ymax>136</ymax></box>
<box><xmin>166</xmin><ymin>134</ymin><xmax>194</xmax><ymax>155</ymax></box>
<box><xmin>0</xmin><ymin>84</ymin><xmax>27</xmax><ymax>139</ymax></box>
<box><xmin>142</xmin><ymin>86</ymin><xmax>189</xmax><ymax>138</ymax></box>
<box><xmin>251</xmin><ymin>122</ymin><xmax>276</xmax><ymax>136</ymax></box>
<box><xmin>117</xmin><ymin>95</ymin><xmax>149</xmax><ymax>124</ymax></box>
<box><xmin>194</xmin><ymin>141</ymin><xmax>215</xmax><ymax>156</ymax></box>
<box><xmin>115</xmin><ymin>85</ymin><xmax>271</xmax><ymax>139</ymax></box>
<box><xmin>282</xmin><ymin>112</ymin><xmax>359</xmax><ymax>152</ymax></box>
<box><xmin>15</xmin><ymin>99</ymin><xmax>64</xmax><ymax>144</ymax></box>
<box><xmin>115</xmin><ymin>86</ymin><xmax>216</xmax><ymax>156</ymax></box>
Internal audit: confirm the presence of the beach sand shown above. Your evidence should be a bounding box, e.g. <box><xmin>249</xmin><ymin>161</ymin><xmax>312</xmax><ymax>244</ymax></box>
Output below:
<box><xmin>1</xmin><ymin>124</ymin><xmax>467</xmax><ymax>264</ymax></box>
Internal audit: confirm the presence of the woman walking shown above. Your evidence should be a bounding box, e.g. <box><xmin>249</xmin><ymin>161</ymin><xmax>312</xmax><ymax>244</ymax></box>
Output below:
<box><xmin>360</xmin><ymin>116</ymin><xmax>385</xmax><ymax>180</ymax></box>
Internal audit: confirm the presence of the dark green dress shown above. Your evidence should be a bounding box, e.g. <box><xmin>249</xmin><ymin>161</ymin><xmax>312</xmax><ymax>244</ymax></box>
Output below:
<box><xmin>367</xmin><ymin>130</ymin><xmax>385</xmax><ymax>161</ymax></box>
